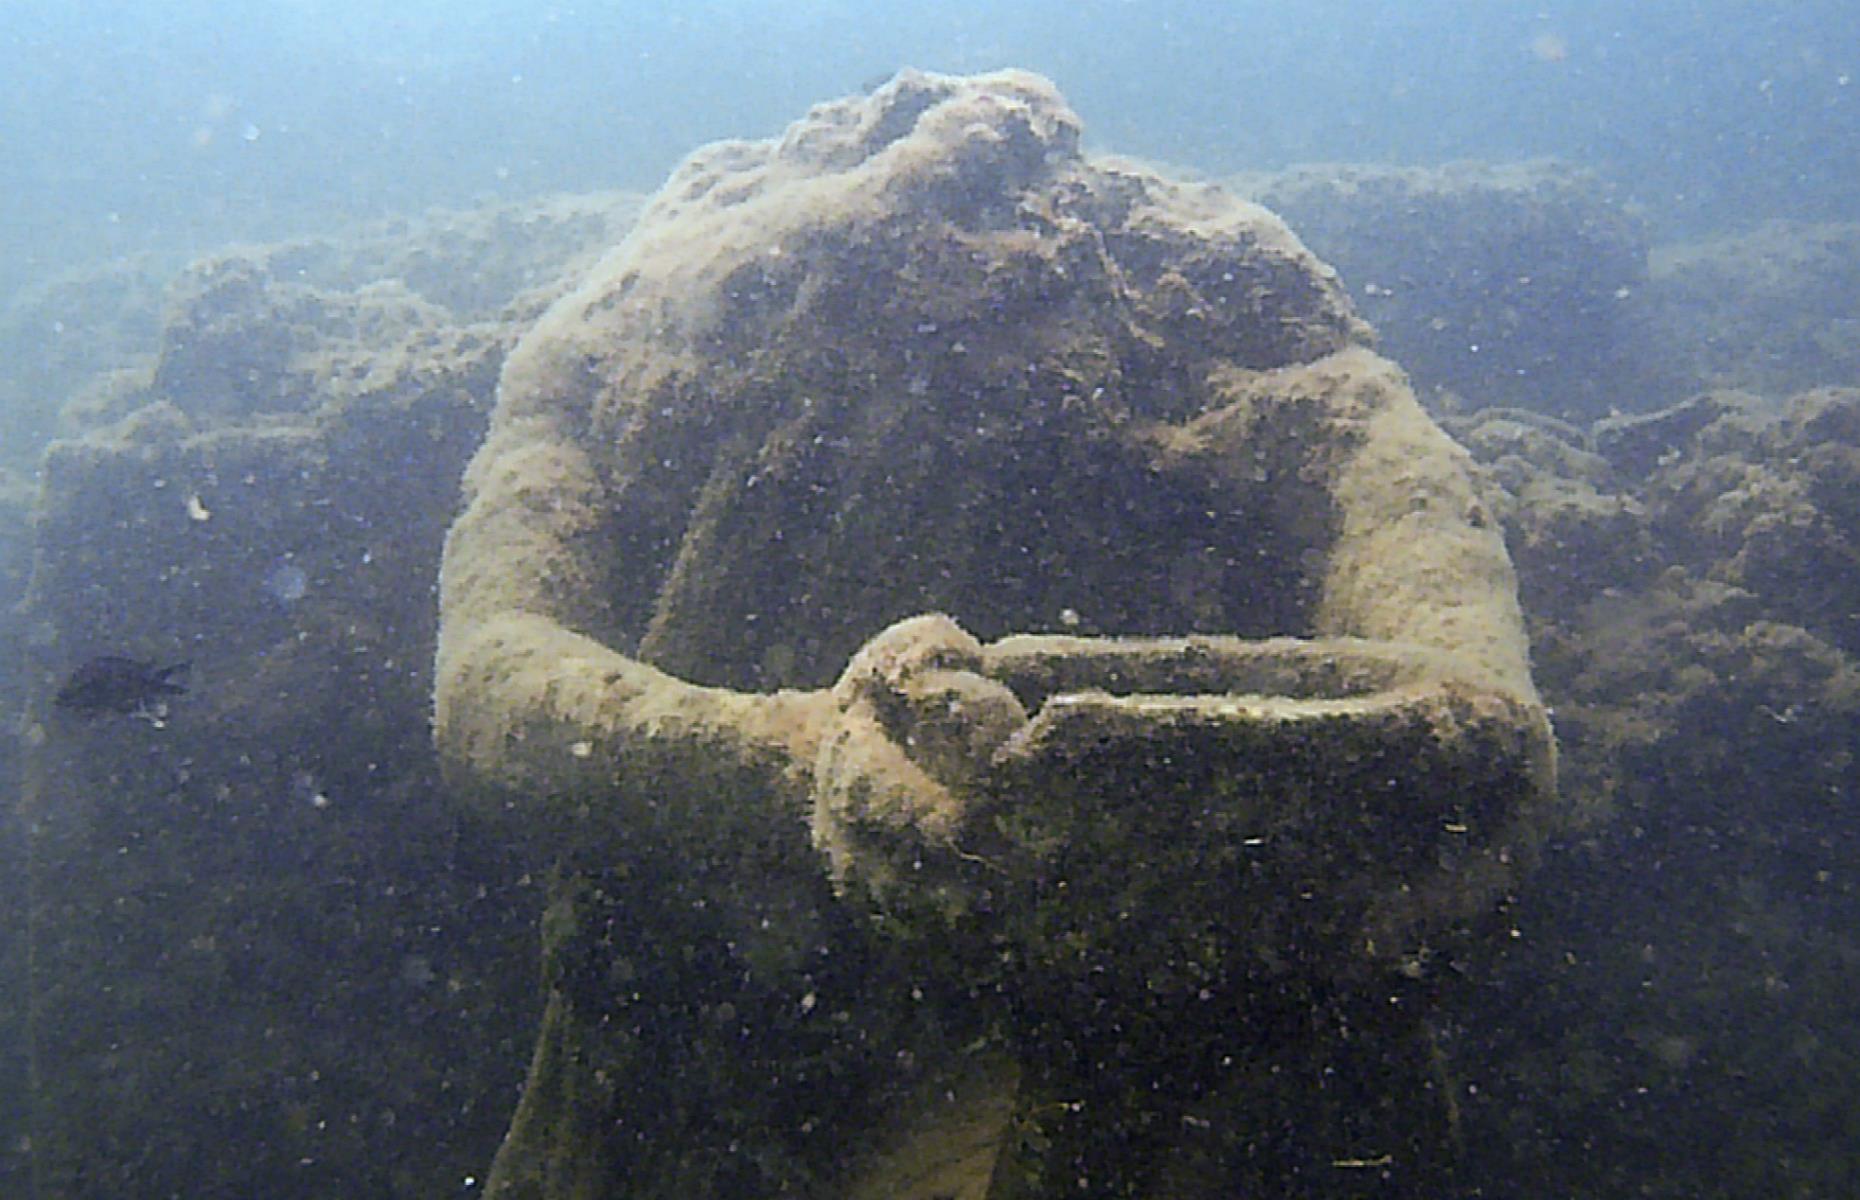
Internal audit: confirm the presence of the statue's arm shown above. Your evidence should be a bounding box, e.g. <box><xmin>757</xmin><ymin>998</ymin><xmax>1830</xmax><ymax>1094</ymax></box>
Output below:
<box><xmin>807</xmin><ymin>353</ymin><xmax>1558</xmax><ymax>942</ymax></box>
<box><xmin>432</xmin><ymin>415</ymin><xmax>829</xmax><ymax>840</ymax></box>
<box><xmin>1311</xmin><ymin>353</ymin><xmax>1542</xmax><ymax>703</ymax></box>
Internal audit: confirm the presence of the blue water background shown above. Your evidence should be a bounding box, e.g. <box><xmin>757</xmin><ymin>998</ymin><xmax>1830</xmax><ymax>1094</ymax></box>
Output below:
<box><xmin>3</xmin><ymin>0</ymin><xmax>1855</xmax><ymax>298</ymax></box>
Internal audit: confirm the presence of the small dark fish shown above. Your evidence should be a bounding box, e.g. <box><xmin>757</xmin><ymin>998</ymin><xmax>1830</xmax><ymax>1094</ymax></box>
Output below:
<box><xmin>53</xmin><ymin>656</ymin><xmax>190</xmax><ymax>717</ymax></box>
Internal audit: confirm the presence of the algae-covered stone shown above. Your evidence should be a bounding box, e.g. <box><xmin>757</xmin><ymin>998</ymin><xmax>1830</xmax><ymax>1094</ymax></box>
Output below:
<box><xmin>1443</xmin><ymin>385</ymin><xmax>1860</xmax><ymax>1197</ymax></box>
<box><xmin>7</xmin><ymin>193</ymin><xmax>631</xmax><ymax>1200</ymax></box>
<box><xmin>1239</xmin><ymin>160</ymin><xmax>1658</xmax><ymax>418</ymax></box>
<box><xmin>1641</xmin><ymin>220</ymin><xmax>1860</xmax><ymax>398</ymax></box>
<box><xmin>435</xmin><ymin>68</ymin><xmax>1556</xmax><ymax>1197</ymax></box>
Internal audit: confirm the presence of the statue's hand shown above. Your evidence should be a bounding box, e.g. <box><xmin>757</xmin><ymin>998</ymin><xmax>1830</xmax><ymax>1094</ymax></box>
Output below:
<box><xmin>810</xmin><ymin>614</ymin><xmax>1028</xmax><ymax>909</ymax></box>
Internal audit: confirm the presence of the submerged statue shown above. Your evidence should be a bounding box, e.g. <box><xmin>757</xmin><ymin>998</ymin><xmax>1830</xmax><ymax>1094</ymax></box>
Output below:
<box><xmin>435</xmin><ymin>68</ymin><xmax>1556</xmax><ymax>1199</ymax></box>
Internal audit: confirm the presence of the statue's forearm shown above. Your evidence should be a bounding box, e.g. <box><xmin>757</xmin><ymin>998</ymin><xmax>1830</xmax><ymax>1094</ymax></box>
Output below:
<box><xmin>434</xmin><ymin>611</ymin><xmax>831</xmax><ymax>841</ymax></box>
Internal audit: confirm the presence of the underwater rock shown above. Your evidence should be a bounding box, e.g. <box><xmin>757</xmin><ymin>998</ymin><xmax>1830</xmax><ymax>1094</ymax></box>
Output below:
<box><xmin>0</xmin><ymin>467</ymin><xmax>31</xmax><ymax>655</ymax></box>
<box><xmin>436</xmin><ymin>68</ymin><xmax>1556</xmax><ymax>1196</ymax></box>
<box><xmin>0</xmin><ymin>470</ymin><xmax>29</xmax><ymax>1179</ymax></box>
<box><xmin>0</xmin><ymin>255</ymin><xmax>169</xmax><ymax>470</ymax></box>
<box><xmin>122</xmin><ymin>191</ymin><xmax>642</xmax><ymax>427</ymax></box>
<box><xmin>1446</xmin><ymin>404</ymin><xmax>1659</xmax><ymax>626</ymax></box>
<box><xmin>1240</xmin><ymin>160</ymin><xmax>1662</xmax><ymax>418</ymax></box>
<box><xmin>10</xmin><ymin>193</ymin><xmax>583</xmax><ymax>1199</ymax></box>
<box><xmin>1444</xmin><ymin>385</ymin><xmax>1860</xmax><ymax>1196</ymax></box>
<box><xmin>1641</xmin><ymin>219</ymin><xmax>1860</xmax><ymax>397</ymax></box>
<box><xmin>1605</xmin><ymin>386</ymin><xmax>1860</xmax><ymax>658</ymax></box>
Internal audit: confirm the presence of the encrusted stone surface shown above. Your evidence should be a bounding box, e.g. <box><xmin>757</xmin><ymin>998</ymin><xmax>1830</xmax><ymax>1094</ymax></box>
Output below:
<box><xmin>434</xmin><ymin>68</ymin><xmax>1553</xmax><ymax>1198</ymax></box>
